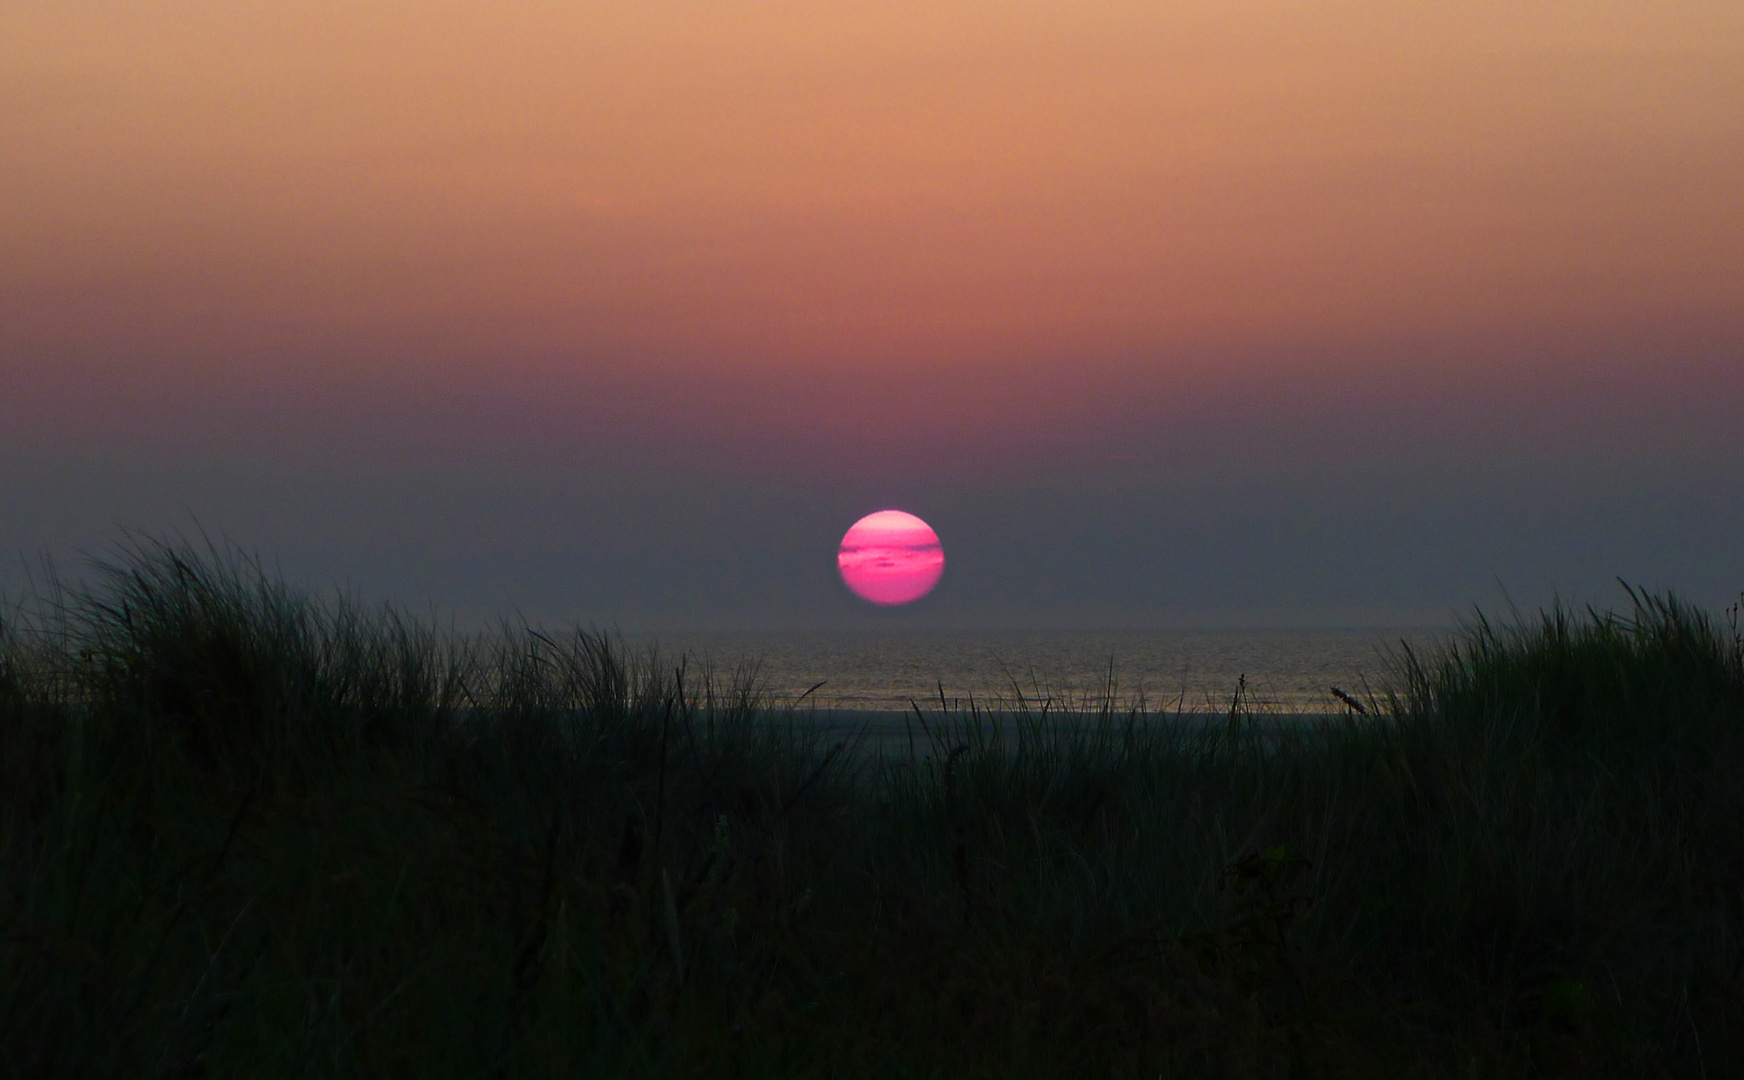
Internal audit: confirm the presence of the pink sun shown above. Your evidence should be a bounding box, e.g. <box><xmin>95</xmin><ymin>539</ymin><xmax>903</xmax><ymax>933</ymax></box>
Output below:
<box><xmin>836</xmin><ymin>510</ymin><xmax>945</xmax><ymax>606</ymax></box>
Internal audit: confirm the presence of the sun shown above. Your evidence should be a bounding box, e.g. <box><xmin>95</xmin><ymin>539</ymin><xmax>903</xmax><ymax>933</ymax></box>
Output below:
<box><xmin>836</xmin><ymin>510</ymin><xmax>944</xmax><ymax>606</ymax></box>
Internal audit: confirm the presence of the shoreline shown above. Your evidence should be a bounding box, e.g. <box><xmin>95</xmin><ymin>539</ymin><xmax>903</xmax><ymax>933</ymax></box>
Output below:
<box><xmin>781</xmin><ymin>706</ymin><xmax>1360</xmax><ymax>754</ymax></box>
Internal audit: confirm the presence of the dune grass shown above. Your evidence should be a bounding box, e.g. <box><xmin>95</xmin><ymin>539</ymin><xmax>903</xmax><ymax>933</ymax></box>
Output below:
<box><xmin>2</xmin><ymin>540</ymin><xmax>1742</xmax><ymax>1077</ymax></box>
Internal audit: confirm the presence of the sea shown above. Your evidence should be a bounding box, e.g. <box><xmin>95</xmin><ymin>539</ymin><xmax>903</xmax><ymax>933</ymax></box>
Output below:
<box><xmin>636</xmin><ymin>628</ymin><xmax>1444</xmax><ymax>716</ymax></box>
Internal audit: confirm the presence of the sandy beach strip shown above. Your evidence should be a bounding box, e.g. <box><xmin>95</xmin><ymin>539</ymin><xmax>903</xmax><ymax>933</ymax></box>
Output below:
<box><xmin>774</xmin><ymin>707</ymin><xmax>1360</xmax><ymax>756</ymax></box>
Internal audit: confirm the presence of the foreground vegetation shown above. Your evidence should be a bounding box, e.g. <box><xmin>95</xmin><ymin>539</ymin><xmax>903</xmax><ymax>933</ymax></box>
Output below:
<box><xmin>3</xmin><ymin>542</ymin><xmax>1743</xmax><ymax>1077</ymax></box>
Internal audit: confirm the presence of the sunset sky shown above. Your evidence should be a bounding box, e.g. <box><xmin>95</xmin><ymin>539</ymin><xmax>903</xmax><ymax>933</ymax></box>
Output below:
<box><xmin>3</xmin><ymin>1</ymin><xmax>1740</xmax><ymax>627</ymax></box>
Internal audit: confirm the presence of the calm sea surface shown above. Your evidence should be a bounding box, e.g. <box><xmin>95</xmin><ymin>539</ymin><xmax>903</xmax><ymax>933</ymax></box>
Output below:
<box><xmin>635</xmin><ymin>628</ymin><xmax>1444</xmax><ymax>714</ymax></box>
